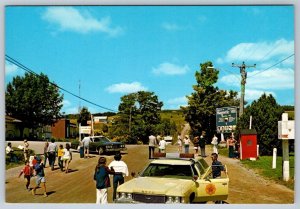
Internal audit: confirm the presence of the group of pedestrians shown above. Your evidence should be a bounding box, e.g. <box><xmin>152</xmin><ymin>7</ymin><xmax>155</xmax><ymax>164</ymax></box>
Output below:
<box><xmin>94</xmin><ymin>153</ymin><xmax>128</xmax><ymax>204</ymax></box>
<box><xmin>148</xmin><ymin>134</ymin><xmax>168</xmax><ymax>159</ymax></box>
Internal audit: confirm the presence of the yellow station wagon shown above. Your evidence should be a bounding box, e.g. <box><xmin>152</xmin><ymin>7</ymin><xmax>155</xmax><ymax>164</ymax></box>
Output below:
<box><xmin>115</xmin><ymin>153</ymin><xmax>229</xmax><ymax>204</ymax></box>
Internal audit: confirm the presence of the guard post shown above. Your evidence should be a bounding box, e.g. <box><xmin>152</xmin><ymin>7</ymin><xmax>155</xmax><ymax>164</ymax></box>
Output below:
<box><xmin>278</xmin><ymin>113</ymin><xmax>294</xmax><ymax>181</ymax></box>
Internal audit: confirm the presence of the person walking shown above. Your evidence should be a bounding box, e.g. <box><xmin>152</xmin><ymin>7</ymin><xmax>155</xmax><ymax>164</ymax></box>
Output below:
<box><xmin>199</xmin><ymin>131</ymin><xmax>207</xmax><ymax>157</ymax></box>
<box><xmin>82</xmin><ymin>134</ymin><xmax>91</xmax><ymax>158</ymax></box>
<box><xmin>193</xmin><ymin>136</ymin><xmax>199</xmax><ymax>155</ymax></box>
<box><xmin>18</xmin><ymin>160</ymin><xmax>33</xmax><ymax>191</ymax></box>
<box><xmin>43</xmin><ymin>141</ymin><xmax>49</xmax><ymax>168</ymax></box>
<box><xmin>148</xmin><ymin>135</ymin><xmax>157</xmax><ymax>159</ymax></box>
<box><xmin>62</xmin><ymin>143</ymin><xmax>72</xmax><ymax>173</ymax></box>
<box><xmin>158</xmin><ymin>137</ymin><xmax>167</xmax><ymax>153</ymax></box>
<box><xmin>57</xmin><ymin>144</ymin><xmax>64</xmax><ymax>171</ymax></box>
<box><xmin>108</xmin><ymin>153</ymin><xmax>129</xmax><ymax>201</ymax></box>
<box><xmin>183</xmin><ymin>135</ymin><xmax>191</xmax><ymax>154</ymax></box>
<box><xmin>32</xmin><ymin>157</ymin><xmax>47</xmax><ymax>197</ymax></box>
<box><xmin>47</xmin><ymin>139</ymin><xmax>57</xmax><ymax>171</ymax></box>
<box><xmin>23</xmin><ymin>139</ymin><xmax>30</xmax><ymax>162</ymax></box>
<box><xmin>211</xmin><ymin>134</ymin><xmax>219</xmax><ymax>154</ymax></box>
<box><xmin>94</xmin><ymin>157</ymin><xmax>115</xmax><ymax>204</ymax></box>
<box><xmin>177</xmin><ymin>133</ymin><xmax>182</xmax><ymax>153</ymax></box>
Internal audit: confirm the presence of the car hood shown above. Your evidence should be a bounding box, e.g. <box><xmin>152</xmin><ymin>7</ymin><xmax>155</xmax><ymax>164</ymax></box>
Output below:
<box><xmin>117</xmin><ymin>177</ymin><xmax>194</xmax><ymax>196</ymax></box>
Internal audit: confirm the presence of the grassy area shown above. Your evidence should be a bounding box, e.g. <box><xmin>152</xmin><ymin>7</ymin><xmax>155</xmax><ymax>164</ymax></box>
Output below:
<box><xmin>218</xmin><ymin>146</ymin><xmax>294</xmax><ymax>190</ymax></box>
<box><xmin>160</xmin><ymin>110</ymin><xmax>186</xmax><ymax>131</ymax></box>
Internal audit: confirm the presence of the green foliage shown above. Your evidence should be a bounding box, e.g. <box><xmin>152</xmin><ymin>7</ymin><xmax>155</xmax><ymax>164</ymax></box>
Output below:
<box><xmin>236</xmin><ymin>93</ymin><xmax>284</xmax><ymax>155</ymax></box>
<box><xmin>5</xmin><ymin>72</ymin><xmax>63</xmax><ymax>138</ymax></box>
<box><xmin>182</xmin><ymin>61</ymin><xmax>239</xmax><ymax>140</ymax></box>
<box><xmin>110</xmin><ymin>91</ymin><xmax>163</xmax><ymax>144</ymax></box>
<box><xmin>77</xmin><ymin>107</ymin><xmax>91</xmax><ymax>125</ymax></box>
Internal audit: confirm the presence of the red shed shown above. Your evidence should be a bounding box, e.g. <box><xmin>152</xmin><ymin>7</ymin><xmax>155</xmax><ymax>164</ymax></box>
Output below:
<box><xmin>239</xmin><ymin>129</ymin><xmax>258</xmax><ymax>160</ymax></box>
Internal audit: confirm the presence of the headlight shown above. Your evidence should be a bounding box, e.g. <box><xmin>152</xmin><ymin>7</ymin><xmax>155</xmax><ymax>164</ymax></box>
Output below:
<box><xmin>117</xmin><ymin>192</ymin><xmax>132</xmax><ymax>199</ymax></box>
<box><xmin>166</xmin><ymin>196</ymin><xmax>182</xmax><ymax>203</ymax></box>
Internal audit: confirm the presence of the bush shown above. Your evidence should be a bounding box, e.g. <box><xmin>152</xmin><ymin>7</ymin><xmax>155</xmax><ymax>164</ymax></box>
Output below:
<box><xmin>6</xmin><ymin>147</ymin><xmax>35</xmax><ymax>168</ymax></box>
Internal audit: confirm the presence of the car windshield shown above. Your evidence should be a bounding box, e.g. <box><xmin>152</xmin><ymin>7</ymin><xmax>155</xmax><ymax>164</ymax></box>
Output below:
<box><xmin>93</xmin><ymin>137</ymin><xmax>111</xmax><ymax>143</ymax></box>
<box><xmin>141</xmin><ymin>163</ymin><xmax>193</xmax><ymax>179</ymax></box>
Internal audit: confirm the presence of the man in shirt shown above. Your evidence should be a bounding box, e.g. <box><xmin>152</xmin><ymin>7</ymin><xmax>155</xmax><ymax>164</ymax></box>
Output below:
<box><xmin>148</xmin><ymin>135</ymin><xmax>157</xmax><ymax>159</ymax></box>
<box><xmin>211</xmin><ymin>153</ymin><xmax>226</xmax><ymax>178</ymax></box>
<box><xmin>47</xmin><ymin>139</ymin><xmax>57</xmax><ymax>171</ymax></box>
<box><xmin>108</xmin><ymin>153</ymin><xmax>129</xmax><ymax>201</ymax></box>
<box><xmin>81</xmin><ymin>134</ymin><xmax>92</xmax><ymax>158</ymax></box>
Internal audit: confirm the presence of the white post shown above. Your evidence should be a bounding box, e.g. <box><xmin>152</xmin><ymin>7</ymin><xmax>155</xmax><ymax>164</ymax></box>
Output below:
<box><xmin>79</xmin><ymin>123</ymin><xmax>81</xmax><ymax>141</ymax></box>
<box><xmin>249</xmin><ymin>115</ymin><xmax>252</xmax><ymax>129</ymax></box>
<box><xmin>282</xmin><ymin>140</ymin><xmax>290</xmax><ymax>181</ymax></box>
<box><xmin>272</xmin><ymin>148</ymin><xmax>277</xmax><ymax>169</ymax></box>
<box><xmin>257</xmin><ymin>145</ymin><xmax>259</xmax><ymax>158</ymax></box>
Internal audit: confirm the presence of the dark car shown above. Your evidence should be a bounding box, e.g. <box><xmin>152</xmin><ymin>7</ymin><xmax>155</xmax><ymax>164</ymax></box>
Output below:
<box><xmin>71</xmin><ymin>136</ymin><xmax>126</xmax><ymax>155</ymax></box>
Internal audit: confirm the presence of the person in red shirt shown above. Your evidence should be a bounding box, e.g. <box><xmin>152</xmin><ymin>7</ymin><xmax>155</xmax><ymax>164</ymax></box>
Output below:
<box><xmin>18</xmin><ymin>160</ymin><xmax>33</xmax><ymax>191</ymax></box>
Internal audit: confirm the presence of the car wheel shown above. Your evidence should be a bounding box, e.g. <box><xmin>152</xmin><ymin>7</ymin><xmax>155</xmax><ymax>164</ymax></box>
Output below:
<box><xmin>98</xmin><ymin>147</ymin><xmax>104</xmax><ymax>155</ymax></box>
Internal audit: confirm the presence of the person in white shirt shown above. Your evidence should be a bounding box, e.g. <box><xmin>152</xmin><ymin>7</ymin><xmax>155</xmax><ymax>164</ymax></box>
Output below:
<box><xmin>211</xmin><ymin>134</ymin><xmax>219</xmax><ymax>154</ymax></box>
<box><xmin>148</xmin><ymin>135</ymin><xmax>157</xmax><ymax>159</ymax></box>
<box><xmin>159</xmin><ymin>137</ymin><xmax>167</xmax><ymax>153</ymax></box>
<box><xmin>108</xmin><ymin>153</ymin><xmax>129</xmax><ymax>201</ymax></box>
<box><xmin>81</xmin><ymin>134</ymin><xmax>91</xmax><ymax>158</ymax></box>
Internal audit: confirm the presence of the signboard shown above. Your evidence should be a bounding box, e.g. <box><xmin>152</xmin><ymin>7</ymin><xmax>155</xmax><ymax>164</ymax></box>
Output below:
<box><xmin>216</xmin><ymin>106</ymin><xmax>238</xmax><ymax>133</ymax></box>
<box><xmin>80</xmin><ymin>126</ymin><xmax>91</xmax><ymax>134</ymax></box>
<box><xmin>278</xmin><ymin>121</ymin><xmax>294</xmax><ymax>140</ymax></box>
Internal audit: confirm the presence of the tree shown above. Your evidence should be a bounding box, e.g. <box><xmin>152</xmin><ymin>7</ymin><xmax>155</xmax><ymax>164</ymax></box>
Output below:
<box><xmin>236</xmin><ymin>93</ymin><xmax>284</xmax><ymax>155</ymax></box>
<box><xmin>182</xmin><ymin>61</ymin><xmax>239</xmax><ymax>140</ymax></box>
<box><xmin>6</xmin><ymin>72</ymin><xmax>63</xmax><ymax>138</ymax></box>
<box><xmin>77</xmin><ymin>107</ymin><xmax>91</xmax><ymax>126</ymax></box>
<box><xmin>110</xmin><ymin>91</ymin><xmax>163</xmax><ymax>144</ymax></box>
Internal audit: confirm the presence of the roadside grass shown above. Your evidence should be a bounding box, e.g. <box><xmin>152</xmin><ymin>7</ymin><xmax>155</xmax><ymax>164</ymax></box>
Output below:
<box><xmin>217</xmin><ymin>146</ymin><xmax>294</xmax><ymax>190</ymax></box>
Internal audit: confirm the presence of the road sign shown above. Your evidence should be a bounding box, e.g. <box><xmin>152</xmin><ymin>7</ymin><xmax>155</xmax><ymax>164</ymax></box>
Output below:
<box><xmin>216</xmin><ymin>106</ymin><xmax>238</xmax><ymax>133</ymax></box>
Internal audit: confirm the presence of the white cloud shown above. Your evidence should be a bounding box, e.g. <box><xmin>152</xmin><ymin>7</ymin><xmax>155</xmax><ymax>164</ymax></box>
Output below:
<box><xmin>164</xmin><ymin>96</ymin><xmax>188</xmax><ymax>109</ymax></box>
<box><xmin>220</xmin><ymin>67</ymin><xmax>294</xmax><ymax>90</ymax></box>
<box><xmin>162</xmin><ymin>22</ymin><xmax>182</xmax><ymax>31</ymax></box>
<box><xmin>152</xmin><ymin>62</ymin><xmax>190</xmax><ymax>75</ymax></box>
<box><xmin>218</xmin><ymin>39</ymin><xmax>294</xmax><ymax>63</ymax></box>
<box><xmin>106</xmin><ymin>82</ymin><xmax>147</xmax><ymax>93</ymax></box>
<box><xmin>42</xmin><ymin>7</ymin><xmax>123</xmax><ymax>36</ymax></box>
<box><xmin>244</xmin><ymin>89</ymin><xmax>276</xmax><ymax>102</ymax></box>
<box><xmin>5</xmin><ymin>61</ymin><xmax>20</xmax><ymax>75</ymax></box>
<box><xmin>62</xmin><ymin>107</ymin><xmax>79</xmax><ymax>114</ymax></box>
<box><xmin>62</xmin><ymin>99</ymin><xmax>71</xmax><ymax>107</ymax></box>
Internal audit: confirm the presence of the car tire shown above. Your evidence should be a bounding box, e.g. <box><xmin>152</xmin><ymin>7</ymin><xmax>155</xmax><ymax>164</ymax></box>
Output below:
<box><xmin>98</xmin><ymin>147</ymin><xmax>104</xmax><ymax>155</ymax></box>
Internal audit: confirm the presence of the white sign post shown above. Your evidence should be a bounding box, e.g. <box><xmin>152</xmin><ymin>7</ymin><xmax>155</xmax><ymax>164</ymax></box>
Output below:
<box><xmin>278</xmin><ymin>113</ymin><xmax>294</xmax><ymax>181</ymax></box>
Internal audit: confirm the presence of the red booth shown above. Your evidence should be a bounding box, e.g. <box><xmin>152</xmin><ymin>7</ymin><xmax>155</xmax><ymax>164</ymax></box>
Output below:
<box><xmin>239</xmin><ymin>129</ymin><xmax>258</xmax><ymax>160</ymax></box>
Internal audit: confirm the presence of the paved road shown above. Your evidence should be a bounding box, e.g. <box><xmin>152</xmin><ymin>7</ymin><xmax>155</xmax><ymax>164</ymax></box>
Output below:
<box><xmin>5</xmin><ymin>141</ymin><xmax>294</xmax><ymax>204</ymax></box>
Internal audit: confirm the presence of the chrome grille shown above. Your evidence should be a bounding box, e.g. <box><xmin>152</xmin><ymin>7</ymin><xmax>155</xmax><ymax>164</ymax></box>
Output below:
<box><xmin>133</xmin><ymin>194</ymin><xmax>166</xmax><ymax>203</ymax></box>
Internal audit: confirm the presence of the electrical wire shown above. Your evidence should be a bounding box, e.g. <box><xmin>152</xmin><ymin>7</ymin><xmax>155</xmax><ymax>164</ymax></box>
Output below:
<box><xmin>248</xmin><ymin>53</ymin><xmax>294</xmax><ymax>78</ymax></box>
<box><xmin>5</xmin><ymin>55</ymin><xmax>117</xmax><ymax>113</ymax></box>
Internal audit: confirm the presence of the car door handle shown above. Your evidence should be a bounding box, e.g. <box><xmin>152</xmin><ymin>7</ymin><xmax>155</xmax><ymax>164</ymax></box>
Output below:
<box><xmin>222</xmin><ymin>183</ymin><xmax>228</xmax><ymax>185</ymax></box>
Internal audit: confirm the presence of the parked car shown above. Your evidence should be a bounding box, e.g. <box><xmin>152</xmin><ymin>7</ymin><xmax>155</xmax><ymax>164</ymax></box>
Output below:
<box><xmin>71</xmin><ymin>136</ymin><xmax>126</xmax><ymax>155</ymax></box>
<box><xmin>115</xmin><ymin>153</ymin><xmax>229</xmax><ymax>204</ymax></box>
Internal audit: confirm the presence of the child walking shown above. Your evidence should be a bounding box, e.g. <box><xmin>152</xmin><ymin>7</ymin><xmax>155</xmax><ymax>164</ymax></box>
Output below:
<box><xmin>57</xmin><ymin>144</ymin><xmax>64</xmax><ymax>171</ymax></box>
<box><xmin>18</xmin><ymin>160</ymin><xmax>33</xmax><ymax>191</ymax></box>
<box><xmin>32</xmin><ymin>157</ymin><xmax>48</xmax><ymax>197</ymax></box>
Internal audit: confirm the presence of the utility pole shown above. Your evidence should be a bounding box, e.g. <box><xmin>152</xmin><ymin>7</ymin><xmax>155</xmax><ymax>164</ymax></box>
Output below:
<box><xmin>232</xmin><ymin>61</ymin><xmax>256</xmax><ymax>117</ymax></box>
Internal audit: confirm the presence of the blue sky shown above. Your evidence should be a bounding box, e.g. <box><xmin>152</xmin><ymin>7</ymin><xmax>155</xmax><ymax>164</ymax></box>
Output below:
<box><xmin>5</xmin><ymin>5</ymin><xmax>294</xmax><ymax>114</ymax></box>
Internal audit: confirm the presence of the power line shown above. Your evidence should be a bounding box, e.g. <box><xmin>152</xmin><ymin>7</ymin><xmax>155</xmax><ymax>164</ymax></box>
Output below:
<box><xmin>5</xmin><ymin>55</ymin><xmax>117</xmax><ymax>113</ymax></box>
<box><xmin>248</xmin><ymin>53</ymin><xmax>294</xmax><ymax>78</ymax></box>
